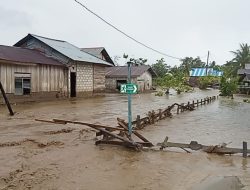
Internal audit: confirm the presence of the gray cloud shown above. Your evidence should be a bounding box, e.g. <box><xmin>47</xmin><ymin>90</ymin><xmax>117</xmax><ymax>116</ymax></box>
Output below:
<box><xmin>1</xmin><ymin>0</ymin><xmax>250</xmax><ymax>65</ymax></box>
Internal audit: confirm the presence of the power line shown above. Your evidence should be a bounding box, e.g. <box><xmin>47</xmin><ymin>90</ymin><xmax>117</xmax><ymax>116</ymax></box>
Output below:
<box><xmin>74</xmin><ymin>0</ymin><xmax>181</xmax><ymax>60</ymax></box>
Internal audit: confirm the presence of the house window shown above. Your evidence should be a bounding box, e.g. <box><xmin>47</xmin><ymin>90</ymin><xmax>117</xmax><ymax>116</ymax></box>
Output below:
<box><xmin>14</xmin><ymin>73</ymin><xmax>31</xmax><ymax>95</ymax></box>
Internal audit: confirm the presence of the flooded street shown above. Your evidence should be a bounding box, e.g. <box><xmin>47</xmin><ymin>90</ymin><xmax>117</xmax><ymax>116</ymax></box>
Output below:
<box><xmin>0</xmin><ymin>89</ymin><xmax>250</xmax><ymax>190</ymax></box>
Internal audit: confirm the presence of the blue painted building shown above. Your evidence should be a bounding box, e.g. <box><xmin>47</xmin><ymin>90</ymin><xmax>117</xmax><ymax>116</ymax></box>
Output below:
<box><xmin>190</xmin><ymin>68</ymin><xmax>223</xmax><ymax>77</ymax></box>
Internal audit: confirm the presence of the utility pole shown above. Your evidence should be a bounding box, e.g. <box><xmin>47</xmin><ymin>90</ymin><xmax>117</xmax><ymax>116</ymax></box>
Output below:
<box><xmin>206</xmin><ymin>51</ymin><xmax>210</xmax><ymax>76</ymax></box>
<box><xmin>127</xmin><ymin>62</ymin><xmax>132</xmax><ymax>135</ymax></box>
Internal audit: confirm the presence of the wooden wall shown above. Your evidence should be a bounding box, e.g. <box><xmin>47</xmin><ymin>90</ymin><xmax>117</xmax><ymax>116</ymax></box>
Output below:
<box><xmin>0</xmin><ymin>62</ymin><xmax>68</xmax><ymax>94</ymax></box>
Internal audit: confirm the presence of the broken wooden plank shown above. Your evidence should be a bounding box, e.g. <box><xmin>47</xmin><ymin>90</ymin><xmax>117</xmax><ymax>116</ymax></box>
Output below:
<box><xmin>95</xmin><ymin>140</ymin><xmax>153</xmax><ymax>148</ymax></box>
<box><xmin>52</xmin><ymin>119</ymin><xmax>126</xmax><ymax>132</ymax></box>
<box><xmin>35</xmin><ymin>119</ymin><xmax>66</xmax><ymax>124</ymax></box>
<box><xmin>117</xmin><ymin>120</ymin><xmax>154</xmax><ymax>147</ymax></box>
<box><xmin>157</xmin><ymin>137</ymin><xmax>250</xmax><ymax>155</ymax></box>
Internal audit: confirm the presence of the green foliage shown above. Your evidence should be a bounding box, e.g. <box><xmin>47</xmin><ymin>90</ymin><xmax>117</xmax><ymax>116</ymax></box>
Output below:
<box><xmin>219</xmin><ymin>77</ymin><xmax>238</xmax><ymax>96</ymax></box>
<box><xmin>151</xmin><ymin>58</ymin><xmax>170</xmax><ymax>77</ymax></box>
<box><xmin>222</xmin><ymin>43</ymin><xmax>250</xmax><ymax>78</ymax></box>
<box><xmin>179</xmin><ymin>57</ymin><xmax>206</xmax><ymax>76</ymax></box>
<box><xmin>231</xmin><ymin>43</ymin><xmax>250</xmax><ymax>69</ymax></box>
<box><xmin>154</xmin><ymin>72</ymin><xmax>191</xmax><ymax>94</ymax></box>
<box><xmin>198</xmin><ymin>76</ymin><xmax>220</xmax><ymax>89</ymax></box>
<box><xmin>123</xmin><ymin>54</ymin><xmax>147</xmax><ymax>66</ymax></box>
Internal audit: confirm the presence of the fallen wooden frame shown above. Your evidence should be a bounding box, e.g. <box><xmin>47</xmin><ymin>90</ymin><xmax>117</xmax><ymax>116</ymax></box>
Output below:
<box><xmin>35</xmin><ymin>118</ymin><xmax>249</xmax><ymax>156</ymax></box>
<box><xmin>35</xmin><ymin>118</ymin><xmax>153</xmax><ymax>150</ymax></box>
<box><xmin>157</xmin><ymin>136</ymin><xmax>250</xmax><ymax>156</ymax></box>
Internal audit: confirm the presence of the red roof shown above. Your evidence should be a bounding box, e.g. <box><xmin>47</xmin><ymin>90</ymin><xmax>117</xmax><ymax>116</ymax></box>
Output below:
<box><xmin>0</xmin><ymin>45</ymin><xmax>64</xmax><ymax>66</ymax></box>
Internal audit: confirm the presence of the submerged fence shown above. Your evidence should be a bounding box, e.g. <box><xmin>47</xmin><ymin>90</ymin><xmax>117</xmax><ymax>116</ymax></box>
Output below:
<box><xmin>118</xmin><ymin>95</ymin><xmax>218</xmax><ymax>130</ymax></box>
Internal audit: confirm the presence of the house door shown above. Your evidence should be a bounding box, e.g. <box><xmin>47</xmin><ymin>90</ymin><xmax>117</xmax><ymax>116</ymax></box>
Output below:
<box><xmin>70</xmin><ymin>72</ymin><xmax>76</xmax><ymax>97</ymax></box>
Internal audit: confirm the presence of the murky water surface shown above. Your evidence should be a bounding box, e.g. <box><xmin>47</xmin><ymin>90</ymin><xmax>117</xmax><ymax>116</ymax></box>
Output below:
<box><xmin>0</xmin><ymin>89</ymin><xmax>249</xmax><ymax>190</ymax></box>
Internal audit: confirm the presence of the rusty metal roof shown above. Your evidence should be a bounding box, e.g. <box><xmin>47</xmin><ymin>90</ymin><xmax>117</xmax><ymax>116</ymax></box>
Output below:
<box><xmin>0</xmin><ymin>45</ymin><xmax>64</xmax><ymax>66</ymax></box>
<box><xmin>15</xmin><ymin>34</ymin><xmax>113</xmax><ymax>66</ymax></box>
<box><xmin>105</xmin><ymin>65</ymin><xmax>157</xmax><ymax>78</ymax></box>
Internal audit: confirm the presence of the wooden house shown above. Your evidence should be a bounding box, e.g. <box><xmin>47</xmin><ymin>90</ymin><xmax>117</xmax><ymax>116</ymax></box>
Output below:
<box><xmin>14</xmin><ymin>34</ymin><xmax>114</xmax><ymax>97</ymax></box>
<box><xmin>238</xmin><ymin>64</ymin><xmax>250</xmax><ymax>94</ymax></box>
<box><xmin>0</xmin><ymin>45</ymin><xmax>67</xmax><ymax>103</ymax></box>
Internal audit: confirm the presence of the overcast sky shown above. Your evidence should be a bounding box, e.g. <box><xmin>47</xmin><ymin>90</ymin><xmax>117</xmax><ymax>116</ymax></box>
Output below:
<box><xmin>1</xmin><ymin>0</ymin><xmax>250</xmax><ymax>66</ymax></box>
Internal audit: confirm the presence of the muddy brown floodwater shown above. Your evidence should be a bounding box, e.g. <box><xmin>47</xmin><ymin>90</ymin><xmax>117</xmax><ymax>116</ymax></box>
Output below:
<box><xmin>0</xmin><ymin>89</ymin><xmax>249</xmax><ymax>190</ymax></box>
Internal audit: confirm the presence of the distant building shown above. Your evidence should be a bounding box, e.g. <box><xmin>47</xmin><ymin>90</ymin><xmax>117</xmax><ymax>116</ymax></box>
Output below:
<box><xmin>105</xmin><ymin>65</ymin><xmax>157</xmax><ymax>92</ymax></box>
<box><xmin>189</xmin><ymin>68</ymin><xmax>223</xmax><ymax>87</ymax></box>
<box><xmin>237</xmin><ymin>64</ymin><xmax>250</xmax><ymax>94</ymax></box>
<box><xmin>189</xmin><ymin>68</ymin><xmax>223</xmax><ymax>77</ymax></box>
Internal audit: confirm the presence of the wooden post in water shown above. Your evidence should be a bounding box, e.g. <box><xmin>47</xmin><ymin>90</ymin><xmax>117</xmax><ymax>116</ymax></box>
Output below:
<box><xmin>159</xmin><ymin>109</ymin><xmax>162</xmax><ymax>120</ymax></box>
<box><xmin>201</xmin><ymin>99</ymin><xmax>203</xmax><ymax>105</ymax></box>
<box><xmin>177</xmin><ymin>105</ymin><xmax>179</xmax><ymax>114</ymax></box>
<box><xmin>181</xmin><ymin>103</ymin><xmax>184</xmax><ymax>112</ymax></box>
<box><xmin>197</xmin><ymin>100</ymin><xmax>199</xmax><ymax>107</ymax></box>
<box><xmin>192</xmin><ymin>100</ymin><xmax>195</xmax><ymax>108</ymax></box>
<box><xmin>136</xmin><ymin>115</ymin><xmax>141</xmax><ymax>129</ymax></box>
<box><xmin>243</xmin><ymin>141</ymin><xmax>248</xmax><ymax>158</ymax></box>
<box><xmin>0</xmin><ymin>81</ymin><xmax>14</xmax><ymax>116</ymax></box>
<box><xmin>152</xmin><ymin>110</ymin><xmax>155</xmax><ymax>124</ymax></box>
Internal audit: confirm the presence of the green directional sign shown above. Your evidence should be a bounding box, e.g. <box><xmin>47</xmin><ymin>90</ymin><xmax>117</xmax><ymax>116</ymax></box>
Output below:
<box><xmin>120</xmin><ymin>83</ymin><xmax>138</xmax><ymax>94</ymax></box>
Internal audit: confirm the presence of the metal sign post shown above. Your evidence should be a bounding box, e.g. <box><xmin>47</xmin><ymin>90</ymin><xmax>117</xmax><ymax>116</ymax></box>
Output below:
<box><xmin>127</xmin><ymin>62</ymin><xmax>132</xmax><ymax>135</ymax></box>
<box><xmin>119</xmin><ymin>62</ymin><xmax>138</xmax><ymax>135</ymax></box>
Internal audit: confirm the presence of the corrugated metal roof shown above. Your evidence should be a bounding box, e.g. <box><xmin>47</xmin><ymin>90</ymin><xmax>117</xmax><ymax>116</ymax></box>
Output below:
<box><xmin>0</xmin><ymin>45</ymin><xmax>64</xmax><ymax>66</ymax></box>
<box><xmin>106</xmin><ymin>65</ymin><xmax>157</xmax><ymax>78</ymax></box>
<box><xmin>16</xmin><ymin>34</ymin><xmax>113</xmax><ymax>66</ymax></box>
<box><xmin>81</xmin><ymin>47</ymin><xmax>104</xmax><ymax>59</ymax></box>
<box><xmin>238</xmin><ymin>69</ymin><xmax>250</xmax><ymax>75</ymax></box>
<box><xmin>81</xmin><ymin>47</ymin><xmax>114</xmax><ymax>65</ymax></box>
<box><xmin>190</xmin><ymin>68</ymin><xmax>223</xmax><ymax>77</ymax></box>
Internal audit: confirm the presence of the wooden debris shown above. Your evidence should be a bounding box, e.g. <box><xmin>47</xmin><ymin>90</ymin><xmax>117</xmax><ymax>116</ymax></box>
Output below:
<box><xmin>157</xmin><ymin>136</ymin><xmax>250</xmax><ymax>155</ymax></box>
<box><xmin>36</xmin><ymin>118</ymin><xmax>151</xmax><ymax>150</ymax></box>
<box><xmin>0</xmin><ymin>81</ymin><xmax>14</xmax><ymax>116</ymax></box>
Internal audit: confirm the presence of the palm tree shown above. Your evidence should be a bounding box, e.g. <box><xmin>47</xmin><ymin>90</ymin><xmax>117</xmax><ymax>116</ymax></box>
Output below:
<box><xmin>231</xmin><ymin>43</ymin><xmax>250</xmax><ymax>69</ymax></box>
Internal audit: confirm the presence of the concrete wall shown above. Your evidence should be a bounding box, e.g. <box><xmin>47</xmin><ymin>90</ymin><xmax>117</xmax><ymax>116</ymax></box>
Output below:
<box><xmin>93</xmin><ymin>65</ymin><xmax>106</xmax><ymax>92</ymax></box>
<box><xmin>137</xmin><ymin>71</ymin><xmax>152</xmax><ymax>91</ymax></box>
<box><xmin>105</xmin><ymin>77</ymin><xmax>137</xmax><ymax>90</ymax></box>
<box><xmin>76</xmin><ymin>62</ymin><xmax>93</xmax><ymax>96</ymax></box>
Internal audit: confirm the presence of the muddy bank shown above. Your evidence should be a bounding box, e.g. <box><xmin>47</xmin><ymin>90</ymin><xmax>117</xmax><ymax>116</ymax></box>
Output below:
<box><xmin>0</xmin><ymin>89</ymin><xmax>250</xmax><ymax>190</ymax></box>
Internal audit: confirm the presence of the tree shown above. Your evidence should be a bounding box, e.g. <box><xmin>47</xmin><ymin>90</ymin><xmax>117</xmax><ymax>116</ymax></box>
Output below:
<box><xmin>231</xmin><ymin>43</ymin><xmax>250</xmax><ymax>69</ymax></box>
<box><xmin>220</xmin><ymin>76</ymin><xmax>238</xmax><ymax>97</ymax></box>
<box><xmin>123</xmin><ymin>54</ymin><xmax>148</xmax><ymax>66</ymax></box>
<box><xmin>151</xmin><ymin>58</ymin><xmax>170</xmax><ymax>77</ymax></box>
<box><xmin>179</xmin><ymin>57</ymin><xmax>206</xmax><ymax>76</ymax></box>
